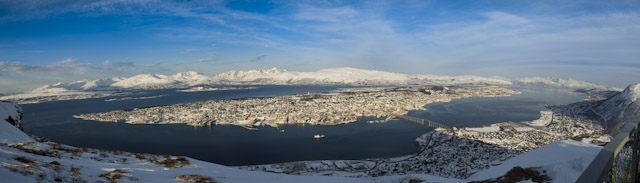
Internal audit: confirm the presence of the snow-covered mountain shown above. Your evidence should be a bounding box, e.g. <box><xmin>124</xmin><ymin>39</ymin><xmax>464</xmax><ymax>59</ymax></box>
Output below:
<box><xmin>1</xmin><ymin>67</ymin><xmax>618</xmax><ymax>104</ymax></box>
<box><xmin>515</xmin><ymin>77</ymin><xmax>609</xmax><ymax>90</ymax></box>
<box><xmin>0</xmin><ymin>71</ymin><xmax>219</xmax><ymax>104</ymax></box>
<box><xmin>43</xmin><ymin>71</ymin><xmax>217</xmax><ymax>90</ymax></box>
<box><xmin>215</xmin><ymin>67</ymin><xmax>411</xmax><ymax>85</ymax></box>
<box><xmin>592</xmin><ymin>83</ymin><xmax>640</xmax><ymax>132</ymax></box>
<box><xmin>411</xmin><ymin>74</ymin><xmax>513</xmax><ymax>86</ymax></box>
<box><xmin>214</xmin><ymin>67</ymin><xmax>514</xmax><ymax>86</ymax></box>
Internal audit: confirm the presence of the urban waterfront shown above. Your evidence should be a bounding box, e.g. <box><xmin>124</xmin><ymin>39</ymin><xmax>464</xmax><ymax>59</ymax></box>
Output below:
<box><xmin>20</xmin><ymin>85</ymin><xmax>585</xmax><ymax>166</ymax></box>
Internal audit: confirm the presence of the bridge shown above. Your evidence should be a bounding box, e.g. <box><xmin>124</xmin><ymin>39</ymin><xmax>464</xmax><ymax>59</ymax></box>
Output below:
<box><xmin>397</xmin><ymin>115</ymin><xmax>452</xmax><ymax>130</ymax></box>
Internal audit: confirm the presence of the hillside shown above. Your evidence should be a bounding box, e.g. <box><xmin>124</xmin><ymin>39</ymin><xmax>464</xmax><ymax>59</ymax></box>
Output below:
<box><xmin>592</xmin><ymin>83</ymin><xmax>640</xmax><ymax>132</ymax></box>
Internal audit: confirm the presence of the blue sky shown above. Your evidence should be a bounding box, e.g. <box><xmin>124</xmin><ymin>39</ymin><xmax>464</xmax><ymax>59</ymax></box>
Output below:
<box><xmin>0</xmin><ymin>0</ymin><xmax>639</xmax><ymax>92</ymax></box>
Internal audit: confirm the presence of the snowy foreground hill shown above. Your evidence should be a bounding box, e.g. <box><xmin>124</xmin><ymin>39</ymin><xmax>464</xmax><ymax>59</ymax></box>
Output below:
<box><xmin>0</xmin><ymin>101</ymin><xmax>602</xmax><ymax>182</ymax></box>
<box><xmin>0</xmin><ymin>67</ymin><xmax>613</xmax><ymax>104</ymax></box>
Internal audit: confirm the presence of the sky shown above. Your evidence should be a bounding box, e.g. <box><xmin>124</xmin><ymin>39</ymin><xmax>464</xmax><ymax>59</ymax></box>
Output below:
<box><xmin>0</xmin><ymin>0</ymin><xmax>639</xmax><ymax>93</ymax></box>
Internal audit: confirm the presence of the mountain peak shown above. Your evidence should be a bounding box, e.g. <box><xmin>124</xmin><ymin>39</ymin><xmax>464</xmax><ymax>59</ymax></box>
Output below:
<box><xmin>621</xmin><ymin>83</ymin><xmax>640</xmax><ymax>102</ymax></box>
<box><xmin>174</xmin><ymin>71</ymin><xmax>202</xmax><ymax>76</ymax></box>
<box><xmin>257</xmin><ymin>67</ymin><xmax>286</xmax><ymax>74</ymax></box>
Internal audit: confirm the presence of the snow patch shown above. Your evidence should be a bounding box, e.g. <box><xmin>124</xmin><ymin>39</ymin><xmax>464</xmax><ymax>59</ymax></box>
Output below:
<box><xmin>468</xmin><ymin>140</ymin><xmax>601</xmax><ymax>183</ymax></box>
<box><xmin>465</xmin><ymin>124</ymin><xmax>501</xmax><ymax>132</ymax></box>
<box><xmin>0</xmin><ymin>102</ymin><xmax>31</xmax><ymax>143</ymax></box>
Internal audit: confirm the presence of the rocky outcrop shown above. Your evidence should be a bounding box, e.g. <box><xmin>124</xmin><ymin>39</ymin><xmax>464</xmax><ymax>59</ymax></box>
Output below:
<box><xmin>0</xmin><ymin>101</ymin><xmax>23</xmax><ymax>130</ymax></box>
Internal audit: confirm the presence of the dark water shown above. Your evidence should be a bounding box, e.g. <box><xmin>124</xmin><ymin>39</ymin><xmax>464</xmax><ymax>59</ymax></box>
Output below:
<box><xmin>409</xmin><ymin>87</ymin><xmax>586</xmax><ymax>127</ymax></box>
<box><xmin>20</xmin><ymin>86</ymin><xmax>584</xmax><ymax>166</ymax></box>
<box><xmin>21</xmin><ymin>85</ymin><xmax>428</xmax><ymax>166</ymax></box>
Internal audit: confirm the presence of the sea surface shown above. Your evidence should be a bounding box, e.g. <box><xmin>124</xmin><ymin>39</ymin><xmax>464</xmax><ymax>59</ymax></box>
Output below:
<box><xmin>409</xmin><ymin>86</ymin><xmax>587</xmax><ymax>128</ymax></box>
<box><xmin>21</xmin><ymin>85</ymin><xmax>584</xmax><ymax>166</ymax></box>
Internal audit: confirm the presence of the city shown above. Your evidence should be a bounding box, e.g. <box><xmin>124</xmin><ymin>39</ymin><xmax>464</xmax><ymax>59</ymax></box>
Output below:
<box><xmin>74</xmin><ymin>86</ymin><xmax>519</xmax><ymax>129</ymax></box>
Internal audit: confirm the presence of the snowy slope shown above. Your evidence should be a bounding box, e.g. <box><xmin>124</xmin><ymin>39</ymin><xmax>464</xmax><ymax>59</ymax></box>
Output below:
<box><xmin>515</xmin><ymin>77</ymin><xmax>608</xmax><ymax>89</ymax></box>
<box><xmin>592</xmin><ymin>83</ymin><xmax>640</xmax><ymax>131</ymax></box>
<box><xmin>0</xmin><ymin>86</ymin><xmax>126</xmax><ymax>104</ymax></box>
<box><xmin>468</xmin><ymin>140</ymin><xmax>601</xmax><ymax>183</ymax></box>
<box><xmin>0</xmin><ymin>102</ymin><xmax>31</xmax><ymax>143</ymax></box>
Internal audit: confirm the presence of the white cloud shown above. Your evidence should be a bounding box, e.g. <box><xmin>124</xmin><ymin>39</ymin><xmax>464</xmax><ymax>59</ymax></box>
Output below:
<box><xmin>416</xmin><ymin>11</ymin><xmax>640</xmax><ymax>67</ymax></box>
<box><xmin>0</xmin><ymin>58</ymin><xmax>134</xmax><ymax>75</ymax></box>
<box><xmin>180</xmin><ymin>48</ymin><xmax>196</xmax><ymax>54</ymax></box>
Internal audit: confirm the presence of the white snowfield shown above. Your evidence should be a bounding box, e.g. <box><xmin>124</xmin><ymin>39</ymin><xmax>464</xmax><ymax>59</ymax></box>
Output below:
<box><xmin>465</xmin><ymin>124</ymin><xmax>501</xmax><ymax>132</ymax></box>
<box><xmin>0</xmin><ymin>101</ymin><xmax>602</xmax><ymax>182</ymax></box>
<box><xmin>524</xmin><ymin>111</ymin><xmax>554</xmax><ymax>127</ymax></box>
<box><xmin>467</xmin><ymin>140</ymin><xmax>602</xmax><ymax>183</ymax></box>
<box><xmin>0</xmin><ymin>67</ymin><xmax>612</xmax><ymax>104</ymax></box>
<box><xmin>0</xmin><ymin>102</ymin><xmax>30</xmax><ymax>144</ymax></box>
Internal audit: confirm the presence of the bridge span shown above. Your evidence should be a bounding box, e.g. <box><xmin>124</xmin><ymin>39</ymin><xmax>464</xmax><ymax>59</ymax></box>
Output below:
<box><xmin>397</xmin><ymin>115</ymin><xmax>452</xmax><ymax>130</ymax></box>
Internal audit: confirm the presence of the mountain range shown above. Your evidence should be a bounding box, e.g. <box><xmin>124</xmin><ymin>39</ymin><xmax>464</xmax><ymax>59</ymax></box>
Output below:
<box><xmin>0</xmin><ymin>67</ymin><xmax>616</xmax><ymax>103</ymax></box>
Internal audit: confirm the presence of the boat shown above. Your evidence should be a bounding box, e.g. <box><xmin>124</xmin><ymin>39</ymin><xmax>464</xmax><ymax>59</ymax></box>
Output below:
<box><xmin>313</xmin><ymin>134</ymin><xmax>325</xmax><ymax>139</ymax></box>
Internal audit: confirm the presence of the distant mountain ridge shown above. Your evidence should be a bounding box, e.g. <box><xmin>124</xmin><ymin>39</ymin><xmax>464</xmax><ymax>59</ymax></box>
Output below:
<box><xmin>0</xmin><ymin>67</ymin><xmax>616</xmax><ymax>104</ymax></box>
<box><xmin>514</xmin><ymin>77</ymin><xmax>609</xmax><ymax>90</ymax></box>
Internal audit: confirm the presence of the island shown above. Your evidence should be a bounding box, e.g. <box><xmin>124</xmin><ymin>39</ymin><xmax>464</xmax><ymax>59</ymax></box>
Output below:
<box><xmin>73</xmin><ymin>86</ymin><xmax>520</xmax><ymax>129</ymax></box>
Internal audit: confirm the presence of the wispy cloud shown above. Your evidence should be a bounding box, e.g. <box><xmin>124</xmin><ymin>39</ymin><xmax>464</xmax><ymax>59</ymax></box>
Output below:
<box><xmin>0</xmin><ymin>0</ymin><xmax>154</xmax><ymax>23</ymax></box>
<box><xmin>199</xmin><ymin>52</ymin><xmax>217</xmax><ymax>62</ymax></box>
<box><xmin>180</xmin><ymin>48</ymin><xmax>196</xmax><ymax>54</ymax></box>
<box><xmin>249</xmin><ymin>54</ymin><xmax>267</xmax><ymax>62</ymax></box>
<box><xmin>0</xmin><ymin>58</ymin><xmax>134</xmax><ymax>75</ymax></box>
<box><xmin>1</xmin><ymin>1</ymin><xmax>639</xmax><ymax>89</ymax></box>
<box><xmin>293</xmin><ymin>7</ymin><xmax>359</xmax><ymax>23</ymax></box>
<box><xmin>415</xmin><ymin>12</ymin><xmax>640</xmax><ymax>67</ymax></box>
<box><xmin>102</xmin><ymin>59</ymin><xmax>135</xmax><ymax>69</ymax></box>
